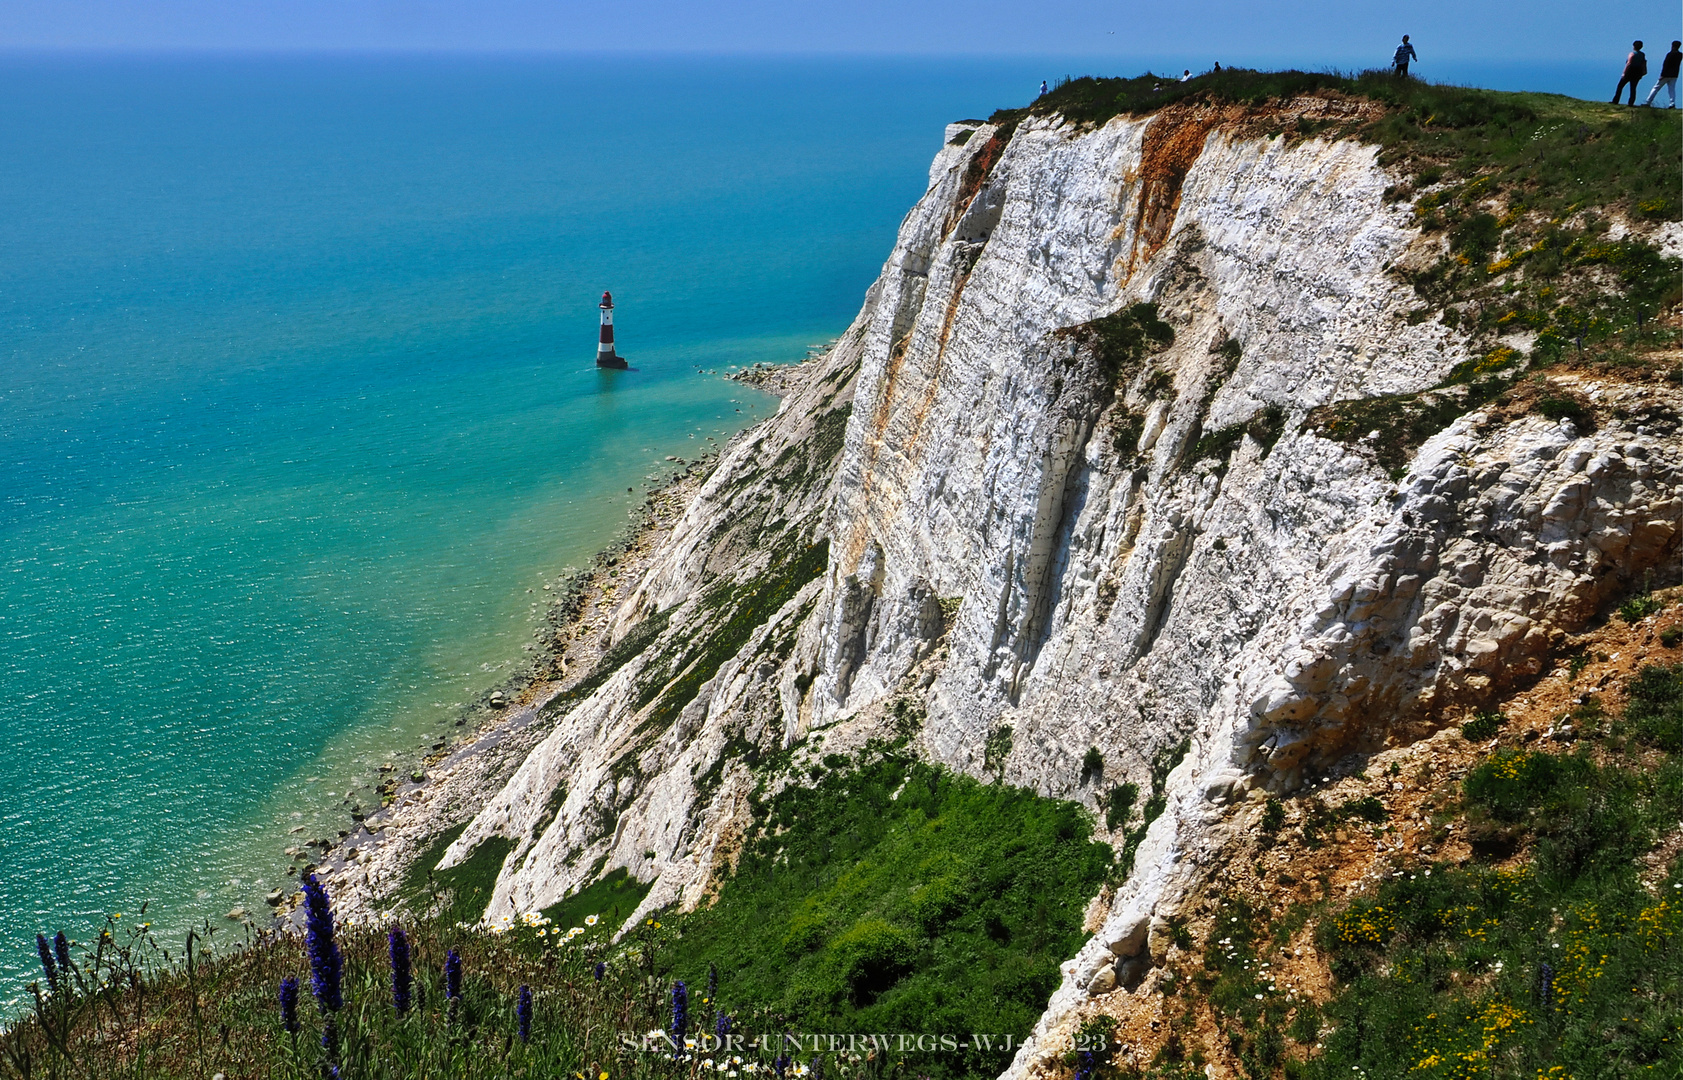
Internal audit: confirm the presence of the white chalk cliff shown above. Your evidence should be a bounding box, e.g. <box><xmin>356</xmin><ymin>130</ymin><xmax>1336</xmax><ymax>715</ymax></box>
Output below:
<box><xmin>439</xmin><ymin>99</ymin><xmax>1682</xmax><ymax>1078</ymax></box>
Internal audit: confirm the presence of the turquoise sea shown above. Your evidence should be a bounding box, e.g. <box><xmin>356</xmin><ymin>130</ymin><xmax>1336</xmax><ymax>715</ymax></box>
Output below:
<box><xmin>0</xmin><ymin>51</ymin><xmax>1617</xmax><ymax>1009</ymax></box>
<box><xmin>0</xmin><ymin>53</ymin><xmax>1068</xmax><ymax>1008</ymax></box>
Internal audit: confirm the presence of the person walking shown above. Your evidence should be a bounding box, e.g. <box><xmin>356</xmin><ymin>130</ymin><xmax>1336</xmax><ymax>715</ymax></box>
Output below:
<box><xmin>1393</xmin><ymin>35</ymin><xmax>1418</xmax><ymax>76</ymax></box>
<box><xmin>1039</xmin><ymin>80</ymin><xmax>1048</xmax><ymax>96</ymax></box>
<box><xmin>1644</xmin><ymin>41</ymin><xmax>1680</xmax><ymax>107</ymax></box>
<box><xmin>1614</xmin><ymin>41</ymin><xmax>1647</xmax><ymax>105</ymax></box>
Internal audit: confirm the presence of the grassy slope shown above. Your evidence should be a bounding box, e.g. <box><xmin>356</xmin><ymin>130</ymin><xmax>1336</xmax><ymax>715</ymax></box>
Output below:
<box><xmin>663</xmin><ymin>747</ymin><xmax>1113</xmax><ymax>1079</ymax></box>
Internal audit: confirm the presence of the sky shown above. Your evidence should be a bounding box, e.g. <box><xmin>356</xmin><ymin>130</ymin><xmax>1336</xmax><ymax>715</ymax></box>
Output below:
<box><xmin>2</xmin><ymin>0</ymin><xmax>1678</xmax><ymax>64</ymax></box>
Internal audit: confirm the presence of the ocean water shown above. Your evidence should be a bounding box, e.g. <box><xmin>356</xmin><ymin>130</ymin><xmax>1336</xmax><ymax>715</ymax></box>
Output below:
<box><xmin>0</xmin><ymin>52</ymin><xmax>1064</xmax><ymax>1008</ymax></box>
<box><xmin>0</xmin><ymin>50</ymin><xmax>1619</xmax><ymax>1009</ymax></box>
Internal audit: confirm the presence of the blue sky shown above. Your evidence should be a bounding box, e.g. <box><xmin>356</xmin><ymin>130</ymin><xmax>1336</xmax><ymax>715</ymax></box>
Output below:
<box><xmin>2</xmin><ymin>0</ymin><xmax>1677</xmax><ymax>63</ymax></box>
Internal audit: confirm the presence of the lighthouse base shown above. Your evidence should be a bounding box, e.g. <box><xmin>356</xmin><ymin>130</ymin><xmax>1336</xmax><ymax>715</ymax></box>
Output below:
<box><xmin>596</xmin><ymin>353</ymin><xmax>629</xmax><ymax>370</ymax></box>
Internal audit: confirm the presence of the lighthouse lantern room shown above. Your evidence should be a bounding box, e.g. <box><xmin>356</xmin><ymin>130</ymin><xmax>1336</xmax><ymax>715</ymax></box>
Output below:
<box><xmin>595</xmin><ymin>291</ymin><xmax>628</xmax><ymax>369</ymax></box>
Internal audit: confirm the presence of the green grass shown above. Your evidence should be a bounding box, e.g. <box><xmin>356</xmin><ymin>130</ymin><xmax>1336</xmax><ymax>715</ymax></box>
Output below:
<box><xmin>1028</xmin><ymin>69</ymin><xmax>1680</xmax><ymax>224</ymax></box>
<box><xmin>1064</xmin><ymin>302</ymin><xmax>1176</xmax><ymax>395</ymax></box>
<box><xmin>541</xmin><ymin>868</ymin><xmax>653</xmax><ymax>934</ymax></box>
<box><xmin>660</xmin><ymin>747</ymin><xmax>1113</xmax><ymax>1079</ymax></box>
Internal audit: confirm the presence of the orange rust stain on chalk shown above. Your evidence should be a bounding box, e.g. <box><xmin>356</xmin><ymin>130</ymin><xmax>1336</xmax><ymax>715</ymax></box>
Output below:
<box><xmin>1122</xmin><ymin>104</ymin><xmax>1224</xmax><ymax>282</ymax></box>
<box><xmin>943</xmin><ymin>128</ymin><xmax>1010</xmax><ymax>239</ymax></box>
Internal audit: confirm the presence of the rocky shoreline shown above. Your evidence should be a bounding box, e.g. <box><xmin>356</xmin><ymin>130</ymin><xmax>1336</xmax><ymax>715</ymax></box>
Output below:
<box><xmin>270</xmin><ymin>360</ymin><xmax>821</xmax><ymax>929</ymax></box>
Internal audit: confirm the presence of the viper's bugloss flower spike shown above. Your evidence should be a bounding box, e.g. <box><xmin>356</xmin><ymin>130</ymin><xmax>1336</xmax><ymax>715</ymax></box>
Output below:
<box><xmin>670</xmin><ymin>980</ymin><xmax>688</xmax><ymax>1058</ymax></box>
<box><xmin>53</xmin><ymin>932</ymin><xmax>71</xmax><ymax>982</ymax></box>
<box><xmin>517</xmin><ymin>984</ymin><xmax>533</xmax><ymax>1044</ymax></box>
<box><xmin>593</xmin><ymin>960</ymin><xmax>606</xmax><ymax>981</ymax></box>
<box><xmin>716</xmin><ymin>1012</ymin><xmax>732</xmax><ymax>1040</ymax></box>
<box><xmin>1074</xmin><ymin>1050</ymin><xmax>1095</xmax><ymax>1080</ymax></box>
<box><xmin>444</xmin><ymin>948</ymin><xmax>462</xmax><ymax>1001</ymax></box>
<box><xmin>774</xmin><ymin>1054</ymin><xmax>790</xmax><ymax>1079</ymax></box>
<box><xmin>1539</xmin><ymin>960</ymin><xmax>1556</xmax><ymax>1011</ymax></box>
<box><xmin>388</xmin><ymin>924</ymin><xmax>412</xmax><ymax>1014</ymax></box>
<box><xmin>320</xmin><ymin>1016</ymin><xmax>340</xmax><ymax>1074</ymax></box>
<box><xmin>279</xmin><ymin>976</ymin><xmax>301</xmax><ymax>1034</ymax></box>
<box><xmin>300</xmin><ymin>874</ymin><xmax>343</xmax><ymax>1013</ymax></box>
<box><xmin>707</xmin><ymin>962</ymin><xmax>718</xmax><ymax>1008</ymax></box>
<box><xmin>35</xmin><ymin>934</ymin><xmax>57</xmax><ymax>991</ymax></box>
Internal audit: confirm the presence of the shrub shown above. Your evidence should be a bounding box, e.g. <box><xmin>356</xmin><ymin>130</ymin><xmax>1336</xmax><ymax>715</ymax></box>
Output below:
<box><xmin>1619</xmin><ymin>590</ymin><xmax>1665</xmax><ymax>622</ymax></box>
<box><xmin>1106</xmin><ymin>781</ymin><xmax>1139</xmax><ymax>831</ymax></box>
<box><xmin>1463</xmin><ymin>749</ymin><xmax>1579</xmax><ymax>822</ymax></box>
<box><xmin>1461</xmin><ymin>708</ymin><xmax>1504</xmax><ymax>741</ymax></box>
<box><xmin>1345</xmin><ymin>796</ymin><xmax>1389</xmax><ymax>824</ymax></box>
<box><xmin>1624</xmin><ymin>663</ymin><xmax>1683</xmax><ymax>752</ymax></box>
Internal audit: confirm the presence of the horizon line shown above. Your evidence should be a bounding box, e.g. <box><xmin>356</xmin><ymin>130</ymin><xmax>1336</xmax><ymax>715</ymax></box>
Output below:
<box><xmin>0</xmin><ymin>44</ymin><xmax>1605</xmax><ymax>65</ymax></box>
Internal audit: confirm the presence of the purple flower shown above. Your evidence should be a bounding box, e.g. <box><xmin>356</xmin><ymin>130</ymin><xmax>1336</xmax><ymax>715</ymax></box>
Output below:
<box><xmin>301</xmin><ymin>874</ymin><xmax>343</xmax><ymax>1013</ymax></box>
<box><xmin>53</xmin><ymin>933</ymin><xmax>71</xmax><ymax>983</ymax></box>
<box><xmin>774</xmin><ymin>1054</ymin><xmax>790</xmax><ymax>1078</ymax></box>
<box><xmin>35</xmin><ymin>934</ymin><xmax>57</xmax><ymax>992</ymax></box>
<box><xmin>320</xmin><ymin>1016</ymin><xmax>340</xmax><ymax>1074</ymax></box>
<box><xmin>444</xmin><ymin>948</ymin><xmax>462</xmax><ymax>1001</ymax></box>
<box><xmin>593</xmin><ymin>960</ymin><xmax>606</xmax><ymax>981</ymax></box>
<box><xmin>517</xmin><ymin>984</ymin><xmax>533</xmax><ymax>1043</ymax></box>
<box><xmin>278</xmin><ymin>975</ymin><xmax>301</xmax><ymax>1034</ymax></box>
<box><xmin>670</xmin><ymin>980</ymin><xmax>688</xmax><ymax>1058</ymax></box>
<box><xmin>716</xmin><ymin>1012</ymin><xmax>732</xmax><ymax>1041</ymax></box>
<box><xmin>1539</xmin><ymin>961</ymin><xmax>1556</xmax><ymax>1011</ymax></box>
<box><xmin>388</xmin><ymin>924</ymin><xmax>412</xmax><ymax>1014</ymax></box>
<box><xmin>1074</xmin><ymin>1050</ymin><xmax>1095</xmax><ymax>1080</ymax></box>
<box><xmin>707</xmin><ymin>962</ymin><xmax>718</xmax><ymax>1007</ymax></box>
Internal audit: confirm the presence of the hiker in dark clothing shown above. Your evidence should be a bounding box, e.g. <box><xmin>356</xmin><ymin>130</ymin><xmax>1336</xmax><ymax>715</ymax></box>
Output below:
<box><xmin>1645</xmin><ymin>41</ymin><xmax>1680</xmax><ymax>107</ymax></box>
<box><xmin>1614</xmin><ymin>41</ymin><xmax>1647</xmax><ymax>105</ymax></box>
<box><xmin>1393</xmin><ymin>35</ymin><xmax>1418</xmax><ymax>76</ymax></box>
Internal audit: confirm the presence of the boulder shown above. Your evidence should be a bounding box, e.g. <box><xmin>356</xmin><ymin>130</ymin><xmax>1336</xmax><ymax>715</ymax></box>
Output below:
<box><xmin>1085</xmin><ymin>965</ymin><xmax>1116</xmax><ymax>996</ymax></box>
<box><xmin>1105</xmin><ymin>914</ymin><xmax>1150</xmax><ymax>958</ymax></box>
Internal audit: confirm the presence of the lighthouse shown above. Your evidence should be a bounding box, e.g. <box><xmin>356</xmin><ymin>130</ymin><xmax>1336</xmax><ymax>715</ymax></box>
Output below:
<box><xmin>595</xmin><ymin>291</ymin><xmax>628</xmax><ymax>369</ymax></box>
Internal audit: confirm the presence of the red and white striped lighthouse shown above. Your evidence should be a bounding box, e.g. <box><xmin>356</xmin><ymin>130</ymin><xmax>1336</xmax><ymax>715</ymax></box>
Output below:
<box><xmin>595</xmin><ymin>291</ymin><xmax>628</xmax><ymax>369</ymax></box>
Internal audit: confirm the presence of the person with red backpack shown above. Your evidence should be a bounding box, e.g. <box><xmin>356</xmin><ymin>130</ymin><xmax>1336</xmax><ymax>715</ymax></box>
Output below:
<box><xmin>1613</xmin><ymin>41</ymin><xmax>1647</xmax><ymax>105</ymax></box>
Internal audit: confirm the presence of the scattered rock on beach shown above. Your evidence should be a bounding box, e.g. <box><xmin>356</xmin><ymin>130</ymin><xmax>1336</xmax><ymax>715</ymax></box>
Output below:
<box><xmin>265</xmin><ymin>889</ymin><xmax>284</xmax><ymax>906</ymax></box>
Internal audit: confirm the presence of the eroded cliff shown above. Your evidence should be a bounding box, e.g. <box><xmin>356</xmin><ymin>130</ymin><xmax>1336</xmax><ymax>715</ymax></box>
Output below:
<box><xmin>421</xmin><ymin>85</ymin><xmax>1679</xmax><ymax>1079</ymax></box>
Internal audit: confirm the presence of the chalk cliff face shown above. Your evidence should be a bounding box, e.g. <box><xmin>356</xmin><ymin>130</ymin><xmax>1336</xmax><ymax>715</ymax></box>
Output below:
<box><xmin>443</xmin><ymin>99</ymin><xmax>1681</xmax><ymax>1077</ymax></box>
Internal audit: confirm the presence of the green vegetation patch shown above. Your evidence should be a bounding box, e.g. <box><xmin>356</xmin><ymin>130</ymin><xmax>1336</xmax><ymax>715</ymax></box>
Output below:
<box><xmin>1308</xmin><ymin>372</ymin><xmax>1513</xmax><ymax>474</ymax></box>
<box><xmin>1031</xmin><ymin>70</ymin><xmax>1679</xmax><ymax>224</ymax></box>
<box><xmin>634</xmin><ymin>538</ymin><xmax>829</xmax><ymax>735</ymax></box>
<box><xmin>541</xmin><ymin>867</ymin><xmax>653</xmax><ymax>933</ymax></box>
<box><xmin>540</xmin><ymin>607</ymin><xmax>671</xmax><ymax>718</ymax></box>
<box><xmin>665</xmin><ymin>749</ymin><xmax>1113</xmax><ymax>1079</ymax></box>
<box><xmin>1062</xmin><ymin>302</ymin><xmax>1176</xmax><ymax>397</ymax></box>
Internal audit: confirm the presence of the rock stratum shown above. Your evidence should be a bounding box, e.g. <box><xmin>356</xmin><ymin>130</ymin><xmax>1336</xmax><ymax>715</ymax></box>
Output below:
<box><xmin>395</xmin><ymin>93</ymin><xmax>1676</xmax><ymax>1077</ymax></box>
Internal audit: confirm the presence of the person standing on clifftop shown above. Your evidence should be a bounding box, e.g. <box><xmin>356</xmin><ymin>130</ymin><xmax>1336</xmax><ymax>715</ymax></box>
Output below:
<box><xmin>1644</xmin><ymin>41</ymin><xmax>1680</xmax><ymax>107</ymax></box>
<box><xmin>1393</xmin><ymin>35</ymin><xmax>1418</xmax><ymax>76</ymax></box>
<box><xmin>1614</xmin><ymin>41</ymin><xmax>1647</xmax><ymax>105</ymax></box>
<box><xmin>1039</xmin><ymin>80</ymin><xmax>1048</xmax><ymax>96</ymax></box>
